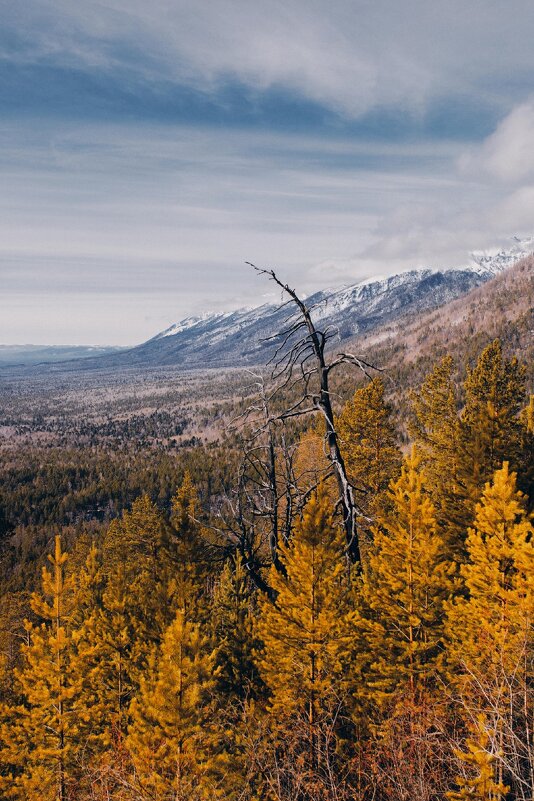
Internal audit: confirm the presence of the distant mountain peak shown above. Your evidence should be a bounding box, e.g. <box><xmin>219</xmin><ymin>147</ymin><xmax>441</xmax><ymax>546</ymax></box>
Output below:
<box><xmin>468</xmin><ymin>235</ymin><xmax>534</xmax><ymax>276</ymax></box>
<box><xmin>155</xmin><ymin>313</ymin><xmax>227</xmax><ymax>340</ymax></box>
<box><xmin>42</xmin><ymin>237</ymin><xmax>533</xmax><ymax>372</ymax></box>
<box><xmin>134</xmin><ymin>237</ymin><xmax>532</xmax><ymax>368</ymax></box>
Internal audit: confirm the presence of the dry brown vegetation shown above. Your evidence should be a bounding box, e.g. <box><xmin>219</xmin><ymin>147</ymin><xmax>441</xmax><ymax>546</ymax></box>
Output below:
<box><xmin>356</xmin><ymin>255</ymin><xmax>533</xmax><ymax>378</ymax></box>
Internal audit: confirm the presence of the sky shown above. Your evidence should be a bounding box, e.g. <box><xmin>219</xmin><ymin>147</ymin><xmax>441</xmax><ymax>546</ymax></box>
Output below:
<box><xmin>1</xmin><ymin>1</ymin><xmax>534</xmax><ymax>345</ymax></box>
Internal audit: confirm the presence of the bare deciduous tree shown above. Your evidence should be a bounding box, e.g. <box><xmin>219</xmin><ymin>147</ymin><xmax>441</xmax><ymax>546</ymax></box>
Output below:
<box><xmin>248</xmin><ymin>264</ymin><xmax>380</xmax><ymax>566</ymax></box>
<box><xmin>215</xmin><ymin>264</ymin><xmax>381</xmax><ymax>595</ymax></box>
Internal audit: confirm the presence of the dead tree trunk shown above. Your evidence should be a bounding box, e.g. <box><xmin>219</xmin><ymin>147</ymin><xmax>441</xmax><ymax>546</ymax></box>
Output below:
<box><xmin>249</xmin><ymin>264</ymin><xmax>380</xmax><ymax>565</ymax></box>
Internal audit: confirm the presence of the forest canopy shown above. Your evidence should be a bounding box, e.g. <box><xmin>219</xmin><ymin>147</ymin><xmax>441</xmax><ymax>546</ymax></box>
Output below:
<box><xmin>0</xmin><ymin>338</ymin><xmax>533</xmax><ymax>801</ymax></box>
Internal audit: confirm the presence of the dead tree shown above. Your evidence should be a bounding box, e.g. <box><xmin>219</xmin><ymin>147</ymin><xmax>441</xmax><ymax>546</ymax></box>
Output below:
<box><xmin>216</xmin><ymin>265</ymin><xmax>380</xmax><ymax>592</ymax></box>
<box><xmin>247</xmin><ymin>263</ymin><xmax>380</xmax><ymax>565</ymax></box>
<box><xmin>221</xmin><ymin>372</ymin><xmax>326</xmax><ymax>592</ymax></box>
<box><xmin>213</xmin><ymin>359</ymin><xmax>339</xmax><ymax>599</ymax></box>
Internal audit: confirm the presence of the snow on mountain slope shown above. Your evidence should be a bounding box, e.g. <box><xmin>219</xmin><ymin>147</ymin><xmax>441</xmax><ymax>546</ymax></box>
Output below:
<box><xmin>152</xmin><ymin>238</ymin><xmax>533</xmax><ymax>348</ymax></box>
<box><xmin>42</xmin><ymin>238</ymin><xmax>533</xmax><ymax>372</ymax></box>
<box><xmin>156</xmin><ymin>315</ymin><xmax>223</xmax><ymax>339</ymax></box>
<box><xmin>467</xmin><ymin>236</ymin><xmax>534</xmax><ymax>275</ymax></box>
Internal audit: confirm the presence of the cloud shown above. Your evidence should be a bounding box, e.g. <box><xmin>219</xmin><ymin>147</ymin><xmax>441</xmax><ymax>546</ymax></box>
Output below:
<box><xmin>0</xmin><ymin>119</ymin><xmax>473</xmax><ymax>343</ymax></box>
<box><xmin>459</xmin><ymin>99</ymin><xmax>534</xmax><ymax>183</ymax></box>
<box><xmin>2</xmin><ymin>2</ymin><xmax>534</xmax><ymax>344</ymax></box>
<box><xmin>3</xmin><ymin>1</ymin><xmax>534</xmax><ymax>122</ymax></box>
<box><xmin>359</xmin><ymin>99</ymin><xmax>534</xmax><ymax>272</ymax></box>
<box><xmin>491</xmin><ymin>185</ymin><xmax>534</xmax><ymax>229</ymax></box>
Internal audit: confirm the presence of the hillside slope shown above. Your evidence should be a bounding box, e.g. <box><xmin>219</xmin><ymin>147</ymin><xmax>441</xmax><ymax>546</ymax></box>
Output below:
<box><xmin>42</xmin><ymin>239</ymin><xmax>532</xmax><ymax>372</ymax></box>
<box><xmin>354</xmin><ymin>254</ymin><xmax>533</xmax><ymax>390</ymax></box>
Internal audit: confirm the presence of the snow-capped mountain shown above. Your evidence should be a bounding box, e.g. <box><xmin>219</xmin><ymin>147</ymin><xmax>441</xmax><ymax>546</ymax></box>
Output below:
<box><xmin>468</xmin><ymin>236</ymin><xmax>534</xmax><ymax>276</ymax></box>
<box><xmin>43</xmin><ymin>239</ymin><xmax>533</xmax><ymax>372</ymax></box>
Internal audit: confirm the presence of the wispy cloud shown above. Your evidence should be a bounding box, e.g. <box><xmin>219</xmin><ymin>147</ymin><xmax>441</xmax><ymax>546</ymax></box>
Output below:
<box><xmin>459</xmin><ymin>99</ymin><xmax>534</xmax><ymax>183</ymax></box>
<box><xmin>4</xmin><ymin>1</ymin><xmax>534</xmax><ymax>122</ymax></box>
<box><xmin>1</xmin><ymin>2</ymin><xmax>534</xmax><ymax>343</ymax></box>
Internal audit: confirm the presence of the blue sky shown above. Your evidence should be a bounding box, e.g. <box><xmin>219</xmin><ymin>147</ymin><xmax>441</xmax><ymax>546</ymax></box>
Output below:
<box><xmin>1</xmin><ymin>0</ymin><xmax>534</xmax><ymax>345</ymax></box>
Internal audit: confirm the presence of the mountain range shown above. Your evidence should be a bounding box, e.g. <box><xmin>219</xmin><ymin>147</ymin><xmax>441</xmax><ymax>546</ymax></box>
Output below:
<box><xmin>7</xmin><ymin>237</ymin><xmax>533</xmax><ymax>372</ymax></box>
<box><xmin>0</xmin><ymin>344</ymin><xmax>124</xmax><ymax>368</ymax></box>
<box><xmin>78</xmin><ymin>238</ymin><xmax>534</xmax><ymax>370</ymax></box>
<box><xmin>355</xmin><ymin>252</ymin><xmax>534</xmax><ymax>390</ymax></box>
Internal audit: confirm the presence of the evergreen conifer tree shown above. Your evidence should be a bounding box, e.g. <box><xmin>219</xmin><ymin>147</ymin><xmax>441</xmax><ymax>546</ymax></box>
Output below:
<box><xmin>359</xmin><ymin>448</ymin><xmax>455</xmax><ymax>711</ymax></box>
<box><xmin>257</xmin><ymin>488</ymin><xmax>355</xmax><ymax>767</ymax></box>
<box><xmin>409</xmin><ymin>356</ymin><xmax>464</xmax><ymax>545</ymax></box>
<box><xmin>170</xmin><ymin>472</ymin><xmax>210</xmax><ymax>616</ymax></box>
<box><xmin>518</xmin><ymin>394</ymin><xmax>534</xmax><ymax>505</ymax></box>
<box><xmin>213</xmin><ymin>553</ymin><xmax>259</xmax><ymax>701</ymax></box>
<box><xmin>0</xmin><ymin>537</ymin><xmax>86</xmax><ymax>800</ymax></box>
<box><xmin>338</xmin><ymin>378</ymin><xmax>402</xmax><ymax>549</ymax></box>
<box><xmin>458</xmin><ymin>340</ymin><xmax>526</xmax><ymax>515</ymax></box>
<box><xmin>127</xmin><ymin>608</ymin><xmax>220</xmax><ymax>800</ymax></box>
<box><xmin>102</xmin><ymin>495</ymin><xmax>178</xmax><ymax>662</ymax></box>
<box><xmin>211</xmin><ymin>555</ymin><xmax>263</xmax><ymax>799</ymax></box>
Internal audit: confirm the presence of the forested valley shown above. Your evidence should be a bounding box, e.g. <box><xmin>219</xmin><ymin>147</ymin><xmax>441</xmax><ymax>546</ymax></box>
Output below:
<box><xmin>0</xmin><ymin>320</ymin><xmax>533</xmax><ymax>800</ymax></box>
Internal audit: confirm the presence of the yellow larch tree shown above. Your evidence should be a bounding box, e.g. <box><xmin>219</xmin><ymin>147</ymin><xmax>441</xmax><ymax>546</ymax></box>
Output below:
<box><xmin>446</xmin><ymin>462</ymin><xmax>534</xmax><ymax>678</ymax></box>
<box><xmin>127</xmin><ymin>608</ymin><xmax>221</xmax><ymax>801</ymax></box>
<box><xmin>445</xmin><ymin>462</ymin><xmax>534</xmax><ymax>798</ymax></box>
<box><xmin>73</xmin><ymin>549</ymin><xmax>140</xmax><ymax>751</ymax></box>
<box><xmin>447</xmin><ymin>716</ymin><xmax>509</xmax><ymax>801</ymax></box>
<box><xmin>359</xmin><ymin>447</ymin><xmax>455</xmax><ymax>712</ymax></box>
<box><xmin>0</xmin><ymin>536</ymin><xmax>88</xmax><ymax>800</ymax></box>
<box><xmin>352</xmin><ymin>449</ymin><xmax>457</xmax><ymax>801</ymax></box>
<box><xmin>256</xmin><ymin>488</ymin><xmax>356</xmax><ymax>770</ymax></box>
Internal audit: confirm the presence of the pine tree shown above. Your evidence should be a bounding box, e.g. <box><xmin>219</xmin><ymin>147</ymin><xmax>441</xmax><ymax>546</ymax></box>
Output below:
<box><xmin>170</xmin><ymin>472</ymin><xmax>210</xmax><ymax>615</ymax></box>
<box><xmin>102</xmin><ymin>495</ymin><xmax>178</xmax><ymax>663</ymax></box>
<box><xmin>447</xmin><ymin>716</ymin><xmax>509</xmax><ymax>801</ymax></box>
<box><xmin>409</xmin><ymin>355</ymin><xmax>464</xmax><ymax>545</ymax></box>
<box><xmin>104</xmin><ymin>493</ymin><xmax>170</xmax><ymax>580</ymax></box>
<box><xmin>445</xmin><ymin>463</ymin><xmax>534</xmax><ymax>799</ymax></box>
<box><xmin>0</xmin><ymin>536</ymin><xmax>86</xmax><ymax>800</ymax></box>
<box><xmin>359</xmin><ymin>448</ymin><xmax>455</xmax><ymax>711</ymax></box>
<box><xmin>0</xmin><ymin>590</ymin><xmax>26</xmax><ymax>705</ymax></box>
<box><xmin>127</xmin><ymin>608</ymin><xmax>220</xmax><ymax>800</ymax></box>
<box><xmin>338</xmin><ymin>377</ymin><xmax>402</xmax><ymax>510</ymax></box>
<box><xmin>518</xmin><ymin>394</ymin><xmax>534</xmax><ymax>506</ymax></box>
<box><xmin>337</xmin><ymin>377</ymin><xmax>402</xmax><ymax>567</ymax></box>
<box><xmin>213</xmin><ymin>553</ymin><xmax>259</xmax><ymax>702</ymax></box>
<box><xmin>257</xmin><ymin>488</ymin><xmax>355</xmax><ymax>767</ymax></box>
<box><xmin>211</xmin><ymin>555</ymin><xmax>263</xmax><ymax>799</ymax></box>
<box><xmin>459</xmin><ymin>340</ymin><xmax>526</xmax><ymax>515</ymax></box>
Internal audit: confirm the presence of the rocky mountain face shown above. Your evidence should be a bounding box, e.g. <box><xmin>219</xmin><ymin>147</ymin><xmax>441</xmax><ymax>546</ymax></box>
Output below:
<box><xmin>358</xmin><ymin>253</ymin><xmax>534</xmax><ymax>382</ymax></box>
<box><xmin>135</xmin><ymin>268</ymin><xmax>482</xmax><ymax>368</ymax></box>
<box><xmin>36</xmin><ymin>239</ymin><xmax>534</xmax><ymax>371</ymax></box>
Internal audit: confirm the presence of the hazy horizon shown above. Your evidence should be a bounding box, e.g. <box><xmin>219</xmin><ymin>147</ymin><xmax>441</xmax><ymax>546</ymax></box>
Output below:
<box><xmin>2</xmin><ymin>1</ymin><xmax>534</xmax><ymax>345</ymax></box>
